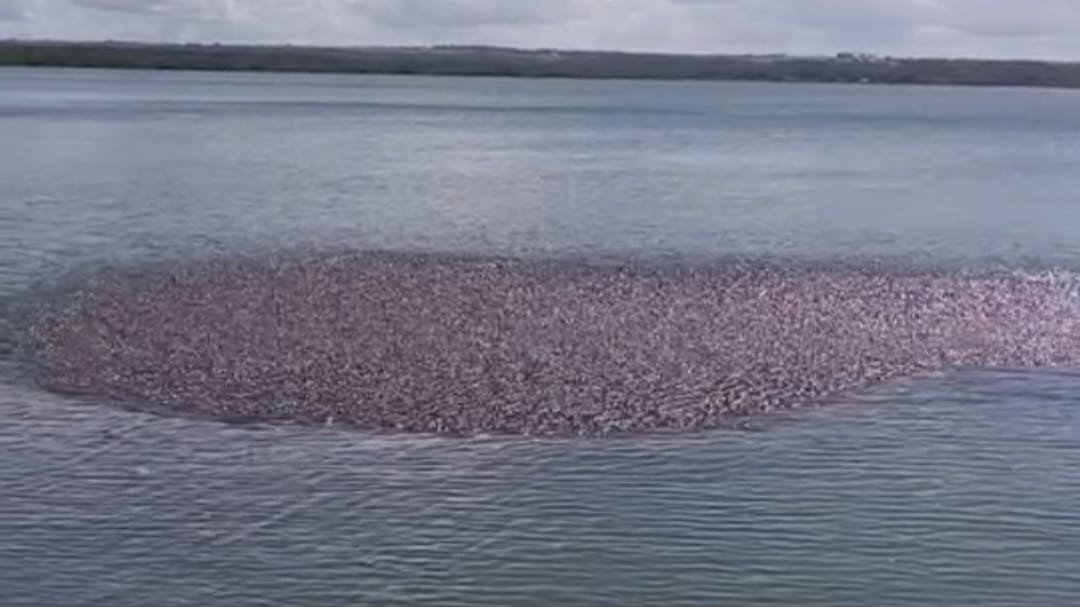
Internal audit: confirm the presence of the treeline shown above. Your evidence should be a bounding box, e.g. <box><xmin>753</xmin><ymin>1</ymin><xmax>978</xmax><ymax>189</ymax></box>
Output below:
<box><xmin>3</xmin><ymin>40</ymin><xmax>1080</xmax><ymax>89</ymax></box>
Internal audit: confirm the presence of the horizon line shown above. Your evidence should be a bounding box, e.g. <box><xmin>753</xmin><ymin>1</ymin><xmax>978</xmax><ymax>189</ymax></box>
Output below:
<box><xmin>2</xmin><ymin>37</ymin><xmax>1078</xmax><ymax>66</ymax></box>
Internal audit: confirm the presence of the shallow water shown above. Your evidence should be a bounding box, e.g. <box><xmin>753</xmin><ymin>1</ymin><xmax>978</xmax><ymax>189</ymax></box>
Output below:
<box><xmin>3</xmin><ymin>68</ymin><xmax>1080</xmax><ymax>605</ymax></box>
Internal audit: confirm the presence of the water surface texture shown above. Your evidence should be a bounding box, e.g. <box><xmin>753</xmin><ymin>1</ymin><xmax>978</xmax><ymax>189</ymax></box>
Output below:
<box><xmin>3</xmin><ymin>68</ymin><xmax>1080</xmax><ymax>605</ymax></box>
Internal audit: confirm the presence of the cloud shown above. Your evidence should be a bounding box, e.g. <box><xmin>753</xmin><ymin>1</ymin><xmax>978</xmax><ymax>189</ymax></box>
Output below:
<box><xmin>70</xmin><ymin>0</ymin><xmax>173</xmax><ymax>15</ymax></box>
<box><xmin>0</xmin><ymin>0</ymin><xmax>27</xmax><ymax>21</ymax></box>
<box><xmin>934</xmin><ymin>0</ymin><xmax>1080</xmax><ymax>38</ymax></box>
<box><xmin>350</xmin><ymin>0</ymin><xmax>589</xmax><ymax>28</ymax></box>
<box><xmin>3</xmin><ymin>0</ymin><xmax>1080</xmax><ymax>60</ymax></box>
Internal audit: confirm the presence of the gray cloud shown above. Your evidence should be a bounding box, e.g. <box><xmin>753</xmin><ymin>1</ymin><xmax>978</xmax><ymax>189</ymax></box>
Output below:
<box><xmin>351</xmin><ymin>0</ymin><xmax>588</xmax><ymax>28</ymax></box>
<box><xmin>935</xmin><ymin>0</ymin><xmax>1080</xmax><ymax>38</ymax></box>
<box><xmin>3</xmin><ymin>0</ymin><xmax>1080</xmax><ymax>60</ymax></box>
<box><xmin>70</xmin><ymin>0</ymin><xmax>172</xmax><ymax>14</ymax></box>
<box><xmin>0</xmin><ymin>0</ymin><xmax>27</xmax><ymax>21</ymax></box>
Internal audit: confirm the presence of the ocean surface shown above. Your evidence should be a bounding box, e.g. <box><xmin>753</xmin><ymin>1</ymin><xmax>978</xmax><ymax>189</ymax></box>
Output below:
<box><xmin>2</xmin><ymin>67</ymin><xmax>1080</xmax><ymax>605</ymax></box>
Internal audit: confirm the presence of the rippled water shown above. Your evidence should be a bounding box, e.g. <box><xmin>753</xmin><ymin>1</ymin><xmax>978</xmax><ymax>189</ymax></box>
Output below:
<box><xmin>3</xmin><ymin>68</ymin><xmax>1080</xmax><ymax>605</ymax></box>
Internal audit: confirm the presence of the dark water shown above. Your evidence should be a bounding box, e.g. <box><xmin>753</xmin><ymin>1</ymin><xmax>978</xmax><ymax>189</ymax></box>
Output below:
<box><xmin>2</xmin><ymin>67</ymin><xmax>1080</xmax><ymax>605</ymax></box>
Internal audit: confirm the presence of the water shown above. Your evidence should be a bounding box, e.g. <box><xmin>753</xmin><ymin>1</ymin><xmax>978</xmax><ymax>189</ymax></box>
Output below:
<box><xmin>2</xmin><ymin>67</ymin><xmax>1080</xmax><ymax>605</ymax></box>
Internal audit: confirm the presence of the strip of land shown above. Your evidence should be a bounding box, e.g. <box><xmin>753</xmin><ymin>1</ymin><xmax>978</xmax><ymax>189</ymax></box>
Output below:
<box><xmin>3</xmin><ymin>41</ymin><xmax>1080</xmax><ymax>89</ymax></box>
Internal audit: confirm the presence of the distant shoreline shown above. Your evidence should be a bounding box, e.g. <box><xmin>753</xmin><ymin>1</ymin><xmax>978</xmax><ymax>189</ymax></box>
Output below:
<box><xmin>3</xmin><ymin>40</ymin><xmax>1080</xmax><ymax>90</ymax></box>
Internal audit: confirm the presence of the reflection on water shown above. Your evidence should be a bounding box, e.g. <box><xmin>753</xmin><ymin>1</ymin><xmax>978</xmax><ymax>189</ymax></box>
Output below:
<box><xmin>2</xmin><ymin>68</ymin><xmax>1080</xmax><ymax>605</ymax></box>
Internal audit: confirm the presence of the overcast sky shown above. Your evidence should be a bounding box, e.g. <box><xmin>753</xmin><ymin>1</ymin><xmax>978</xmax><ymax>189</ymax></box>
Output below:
<box><xmin>2</xmin><ymin>0</ymin><xmax>1079</xmax><ymax>60</ymax></box>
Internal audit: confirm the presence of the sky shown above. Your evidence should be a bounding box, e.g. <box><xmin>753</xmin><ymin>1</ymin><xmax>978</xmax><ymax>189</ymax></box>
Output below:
<box><xmin>2</xmin><ymin>0</ymin><xmax>1080</xmax><ymax>60</ymax></box>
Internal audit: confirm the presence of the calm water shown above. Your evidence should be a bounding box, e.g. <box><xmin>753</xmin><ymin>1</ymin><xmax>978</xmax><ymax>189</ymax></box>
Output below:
<box><xmin>2</xmin><ymin>67</ymin><xmax>1080</xmax><ymax>605</ymax></box>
